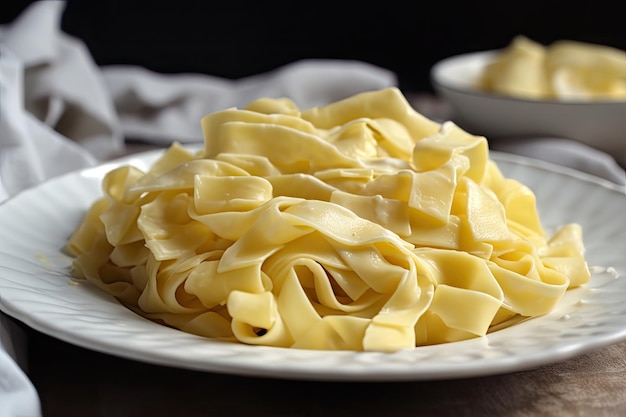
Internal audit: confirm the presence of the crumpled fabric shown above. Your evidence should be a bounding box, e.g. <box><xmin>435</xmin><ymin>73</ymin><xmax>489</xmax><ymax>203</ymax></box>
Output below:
<box><xmin>0</xmin><ymin>0</ymin><xmax>398</xmax><ymax>201</ymax></box>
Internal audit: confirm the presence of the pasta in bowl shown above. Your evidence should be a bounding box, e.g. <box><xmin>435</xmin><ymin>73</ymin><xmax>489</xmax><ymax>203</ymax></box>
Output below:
<box><xmin>65</xmin><ymin>87</ymin><xmax>589</xmax><ymax>352</ymax></box>
<box><xmin>430</xmin><ymin>36</ymin><xmax>626</xmax><ymax>167</ymax></box>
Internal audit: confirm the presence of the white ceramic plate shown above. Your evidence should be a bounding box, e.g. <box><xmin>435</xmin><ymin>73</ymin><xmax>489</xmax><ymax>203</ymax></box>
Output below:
<box><xmin>430</xmin><ymin>50</ymin><xmax>626</xmax><ymax>167</ymax></box>
<box><xmin>0</xmin><ymin>149</ymin><xmax>625</xmax><ymax>381</ymax></box>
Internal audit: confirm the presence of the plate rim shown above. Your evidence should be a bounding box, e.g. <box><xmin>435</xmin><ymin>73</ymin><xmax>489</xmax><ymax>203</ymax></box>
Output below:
<box><xmin>0</xmin><ymin>149</ymin><xmax>625</xmax><ymax>382</ymax></box>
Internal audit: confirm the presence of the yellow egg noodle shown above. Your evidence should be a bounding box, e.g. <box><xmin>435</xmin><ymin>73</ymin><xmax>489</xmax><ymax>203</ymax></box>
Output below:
<box><xmin>480</xmin><ymin>35</ymin><xmax>626</xmax><ymax>100</ymax></box>
<box><xmin>66</xmin><ymin>87</ymin><xmax>590</xmax><ymax>352</ymax></box>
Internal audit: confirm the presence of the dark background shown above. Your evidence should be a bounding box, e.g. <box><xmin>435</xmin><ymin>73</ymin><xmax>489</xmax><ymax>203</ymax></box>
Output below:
<box><xmin>2</xmin><ymin>0</ymin><xmax>625</xmax><ymax>93</ymax></box>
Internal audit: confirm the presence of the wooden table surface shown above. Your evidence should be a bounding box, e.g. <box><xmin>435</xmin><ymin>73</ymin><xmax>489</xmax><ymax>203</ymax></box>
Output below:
<box><xmin>13</xmin><ymin>316</ymin><xmax>626</xmax><ymax>417</ymax></box>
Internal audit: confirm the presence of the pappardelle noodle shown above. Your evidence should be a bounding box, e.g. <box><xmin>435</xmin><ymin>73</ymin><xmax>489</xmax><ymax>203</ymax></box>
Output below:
<box><xmin>66</xmin><ymin>87</ymin><xmax>590</xmax><ymax>352</ymax></box>
<box><xmin>479</xmin><ymin>35</ymin><xmax>626</xmax><ymax>101</ymax></box>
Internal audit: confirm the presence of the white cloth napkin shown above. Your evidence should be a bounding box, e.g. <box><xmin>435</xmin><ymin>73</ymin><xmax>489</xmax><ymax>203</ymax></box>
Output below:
<box><xmin>490</xmin><ymin>137</ymin><xmax>626</xmax><ymax>186</ymax></box>
<box><xmin>0</xmin><ymin>2</ymin><xmax>625</xmax><ymax>417</ymax></box>
<box><xmin>103</xmin><ymin>59</ymin><xmax>398</xmax><ymax>144</ymax></box>
<box><xmin>0</xmin><ymin>315</ymin><xmax>41</xmax><ymax>417</ymax></box>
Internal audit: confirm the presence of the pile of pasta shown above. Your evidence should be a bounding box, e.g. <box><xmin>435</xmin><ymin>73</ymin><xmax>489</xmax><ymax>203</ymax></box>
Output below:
<box><xmin>479</xmin><ymin>35</ymin><xmax>626</xmax><ymax>101</ymax></box>
<box><xmin>66</xmin><ymin>87</ymin><xmax>590</xmax><ymax>352</ymax></box>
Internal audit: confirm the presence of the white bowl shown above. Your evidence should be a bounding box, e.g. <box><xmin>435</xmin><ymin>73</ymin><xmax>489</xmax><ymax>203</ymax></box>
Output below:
<box><xmin>430</xmin><ymin>50</ymin><xmax>626</xmax><ymax>167</ymax></box>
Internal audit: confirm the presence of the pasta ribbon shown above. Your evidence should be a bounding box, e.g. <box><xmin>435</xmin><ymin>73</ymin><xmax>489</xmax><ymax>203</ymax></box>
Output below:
<box><xmin>66</xmin><ymin>87</ymin><xmax>590</xmax><ymax>352</ymax></box>
<box><xmin>480</xmin><ymin>35</ymin><xmax>626</xmax><ymax>100</ymax></box>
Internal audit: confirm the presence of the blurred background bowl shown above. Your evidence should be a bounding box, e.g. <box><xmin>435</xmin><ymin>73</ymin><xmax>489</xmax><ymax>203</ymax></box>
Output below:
<box><xmin>430</xmin><ymin>50</ymin><xmax>626</xmax><ymax>167</ymax></box>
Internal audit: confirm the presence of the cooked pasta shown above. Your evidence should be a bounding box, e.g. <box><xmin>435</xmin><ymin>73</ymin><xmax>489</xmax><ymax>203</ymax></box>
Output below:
<box><xmin>66</xmin><ymin>87</ymin><xmax>590</xmax><ymax>351</ymax></box>
<box><xmin>479</xmin><ymin>35</ymin><xmax>626</xmax><ymax>100</ymax></box>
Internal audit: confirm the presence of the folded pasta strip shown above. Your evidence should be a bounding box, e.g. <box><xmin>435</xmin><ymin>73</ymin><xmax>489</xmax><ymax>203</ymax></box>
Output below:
<box><xmin>66</xmin><ymin>87</ymin><xmax>590</xmax><ymax>352</ymax></box>
<box><xmin>480</xmin><ymin>35</ymin><xmax>626</xmax><ymax>101</ymax></box>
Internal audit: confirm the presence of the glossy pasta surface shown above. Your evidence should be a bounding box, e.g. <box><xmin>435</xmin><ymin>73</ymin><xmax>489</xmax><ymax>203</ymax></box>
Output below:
<box><xmin>479</xmin><ymin>35</ymin><xmax>626</xmax><ymax>101</ymax></box>
<box><xmin>66</xmin><ymin>87</ymin><xmax>589</xmax><ymax>351</ymax></box>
